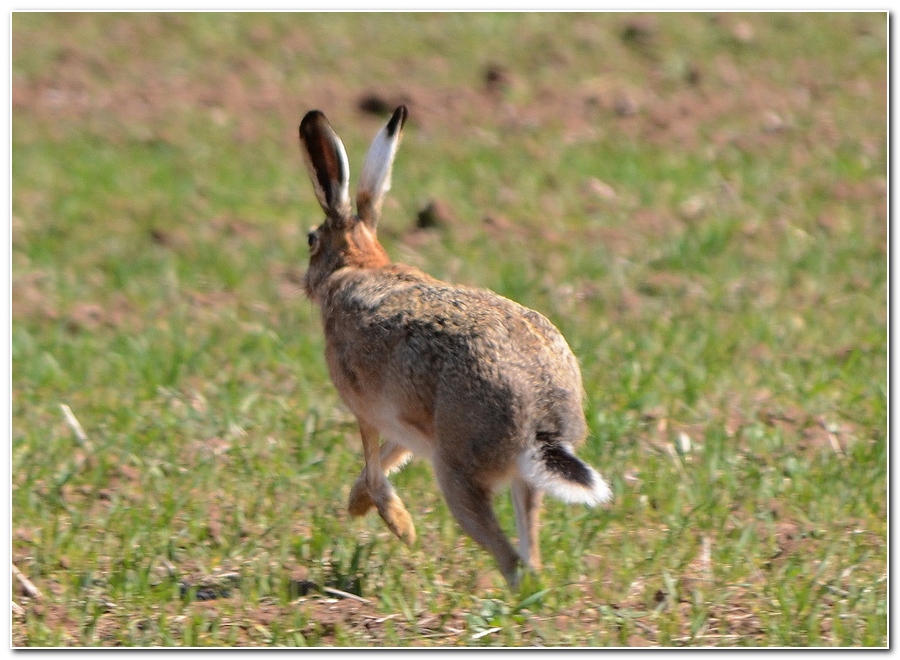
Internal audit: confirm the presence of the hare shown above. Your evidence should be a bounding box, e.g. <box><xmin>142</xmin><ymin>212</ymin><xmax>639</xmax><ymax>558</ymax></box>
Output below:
<box><xmin>299</xmin><ymin>106</ymin><xmax>612</xmax><ymax>587</ymax></box>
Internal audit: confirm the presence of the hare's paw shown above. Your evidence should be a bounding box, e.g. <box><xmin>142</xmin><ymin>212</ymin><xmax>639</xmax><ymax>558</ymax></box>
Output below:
<box><xmin>347</xmin><ymin>478</ymin><xmax>375</xmax><ymax>516</ymax></box>
<box><xmin>511</xmin><ymin>565</ymin><xmax>545</xmax><ymax>595</ymax></box>
<box><xmin>379</xmin><ymin>495</ymin><xmax>416</xmax><ymax>546</ymax></box>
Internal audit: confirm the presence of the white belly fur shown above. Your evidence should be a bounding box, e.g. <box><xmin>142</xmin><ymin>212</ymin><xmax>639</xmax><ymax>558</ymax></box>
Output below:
<box><xmin>372</xmin><ymin>405</ymin><xmax>435</xmax><ymax>460</ymax></box>
<box><xmin>346</xmin><ymin>395</ymin><xmax>436</xmax><ymax>461</ymax></box>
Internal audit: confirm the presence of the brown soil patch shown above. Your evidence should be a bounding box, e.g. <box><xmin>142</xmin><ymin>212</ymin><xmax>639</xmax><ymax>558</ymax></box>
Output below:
<box><xmin>13</xmin><ymin>19</ymin><xmax>884</xmax><ymax>165</ymax></box>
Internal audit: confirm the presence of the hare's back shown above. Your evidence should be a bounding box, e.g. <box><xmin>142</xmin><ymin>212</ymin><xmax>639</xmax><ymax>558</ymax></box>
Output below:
<box><xmin>331</xmin><ymin>267</ymin><xmax>581</xmax><ymax>387</ymax></box>
<box><xmin>325</xmin><ymin>267</ymin><xmax>587</xmax><ymax>458</ymax></box>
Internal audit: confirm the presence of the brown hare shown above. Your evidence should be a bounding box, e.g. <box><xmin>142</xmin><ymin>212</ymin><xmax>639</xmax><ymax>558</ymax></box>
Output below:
<box><xmin>299</xmin><ymin>106</ymin><xmax>611</xmax><ymax>588</ymax></box>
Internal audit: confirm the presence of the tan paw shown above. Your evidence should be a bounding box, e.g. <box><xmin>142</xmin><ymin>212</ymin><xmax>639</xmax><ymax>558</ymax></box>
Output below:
<box><xmin>347</xmin><ymin>479</ymin><xmax>375</xmax><ymax>517</ymax></box>
<box><xmin>379</xmin><ymin>495</ymin><xmax>416</xmax><ymax>545</ymax></box>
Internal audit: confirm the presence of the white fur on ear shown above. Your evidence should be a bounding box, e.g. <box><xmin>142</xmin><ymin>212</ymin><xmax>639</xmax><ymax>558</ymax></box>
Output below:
<box><xmin>357</xmin><ymin>106</ymin><xmax>408</xmax><ymax>226</ymax></box>
<box><xmin>299</xmin><ymin>110</ymin><xmax>351</xmax><ymax>218</ymax></box>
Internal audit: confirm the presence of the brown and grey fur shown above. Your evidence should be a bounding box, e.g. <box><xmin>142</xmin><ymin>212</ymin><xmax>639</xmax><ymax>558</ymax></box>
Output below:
<box><xmin>299</xmin><ymin>106</ymin><xmax>611</xmax><ymax>587</ymax></box>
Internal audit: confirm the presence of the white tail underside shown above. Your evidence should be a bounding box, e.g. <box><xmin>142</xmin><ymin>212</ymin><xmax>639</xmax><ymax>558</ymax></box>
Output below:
<box><xmin>517</xmin><ymin>447</ymin><xmax>613</xmax><ymax>506</ymax></box>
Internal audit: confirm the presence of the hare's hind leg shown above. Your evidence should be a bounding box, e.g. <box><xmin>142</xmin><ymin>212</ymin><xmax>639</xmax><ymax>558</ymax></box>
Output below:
<box><xmin>511</xmin><ymin>476</ymin><xmax>543</xmax><ymax>571</ymax></box>
<box><xmin>357</xmin><ymin>420</ymin><xmax>416</xmax><ymax>545</ymax></box>
<box><xmin>434</xmin><ymin>459</ymin><xmax>522</xmax><ymax>587</ymax></box>
<box><xmin>348</xmin><ymin>440</ymin><xmax>411</xmax><ymax>516</ymax></box>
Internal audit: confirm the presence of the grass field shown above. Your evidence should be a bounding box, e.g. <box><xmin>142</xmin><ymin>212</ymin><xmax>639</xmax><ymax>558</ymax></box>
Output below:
<box><xmin>11</xmin><ymin>12</ymin><xmax>887</xmax><ymax>647</ymax></box>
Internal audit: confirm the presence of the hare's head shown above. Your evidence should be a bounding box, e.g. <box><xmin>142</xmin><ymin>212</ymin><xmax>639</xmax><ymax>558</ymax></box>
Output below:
<box><xmin>299</xmin><ymin>106</ymin><xmax>408</xmax><ymax>300</ymax></box>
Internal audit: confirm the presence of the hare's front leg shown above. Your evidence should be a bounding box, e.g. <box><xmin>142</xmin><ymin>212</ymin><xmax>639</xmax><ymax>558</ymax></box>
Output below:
<box><xmin>356</xmin><ymin>420</ymin><xmax>416</xmax><ymax>545</ymax></box>
<box><xmin>347</xmin><ymin>440</ymin><xmax>411</xmax><ymax>516</ymax></box>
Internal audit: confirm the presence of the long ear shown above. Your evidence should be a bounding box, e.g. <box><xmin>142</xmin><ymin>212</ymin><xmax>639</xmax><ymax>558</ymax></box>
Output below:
<box><xmin>357</xmin><ymin>105</ymin><xmax>408</xmax><ymax>227</ymax></box>
<box><xmin>299</xmin><ymin>110</ymin><xmax>351</xmax><ymax>220</ymax></box>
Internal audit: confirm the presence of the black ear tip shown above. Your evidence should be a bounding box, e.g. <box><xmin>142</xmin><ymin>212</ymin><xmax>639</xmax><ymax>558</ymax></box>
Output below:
<box><xmin>386</xmin><ymin>105</ymin><xmax>409</xmax><ymax>136</ymax></box>
<box><xmin>300</xmin><ymin>110</ymin><xmax>327</xmax><ymax>135</ymax></box>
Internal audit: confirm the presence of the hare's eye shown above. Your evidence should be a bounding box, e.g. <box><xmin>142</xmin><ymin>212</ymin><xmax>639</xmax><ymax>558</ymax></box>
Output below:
<box><xmin>307</xmin><ymin>231</ymin><xmax>317</xmax><ymax>248</ymax></box>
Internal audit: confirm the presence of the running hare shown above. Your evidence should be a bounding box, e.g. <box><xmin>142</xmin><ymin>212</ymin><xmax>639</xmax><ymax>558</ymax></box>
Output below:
<box><xmin>299</xmin><ymin>106</ymin><xmax>611</xmax><ymax>587</ymax></box>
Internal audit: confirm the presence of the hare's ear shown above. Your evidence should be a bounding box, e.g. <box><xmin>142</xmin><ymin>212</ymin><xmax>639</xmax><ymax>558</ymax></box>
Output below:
<box><xmin>299</xmin><ymin>110</ymin><xmax>351</xmax><ymax>220</ymax></box>
<box><xmin>357</xmin><ymin>105</ymin><xmax>408</xmax><ymax>228</ymax></box>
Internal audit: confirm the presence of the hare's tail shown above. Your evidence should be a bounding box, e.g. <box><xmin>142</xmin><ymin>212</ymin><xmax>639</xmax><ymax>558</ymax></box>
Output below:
<box><xmin>518</xmin><ymin>437</ymin><xmax>612</xmax><ymax>506</ymax></box>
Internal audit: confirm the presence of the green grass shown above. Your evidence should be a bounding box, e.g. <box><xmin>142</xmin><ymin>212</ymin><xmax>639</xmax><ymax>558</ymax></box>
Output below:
<box><xmin>12</xmin><ymin>12</ymin><xmax>886</xmax><ymax>647</ymax></box>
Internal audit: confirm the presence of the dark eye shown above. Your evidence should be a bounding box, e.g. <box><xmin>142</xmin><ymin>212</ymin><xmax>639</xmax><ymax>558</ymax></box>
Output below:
<box><xmin>307</xmin><ymin>231</ymin><xmax>317</xmax><ymax>248</ymax></box>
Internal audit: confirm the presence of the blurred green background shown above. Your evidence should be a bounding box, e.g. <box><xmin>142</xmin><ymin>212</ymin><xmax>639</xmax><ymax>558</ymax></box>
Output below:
<box><xmin>12</xmin><ymin>12</ymin><xmax>886</xmax><ymax>646</ymax></box>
